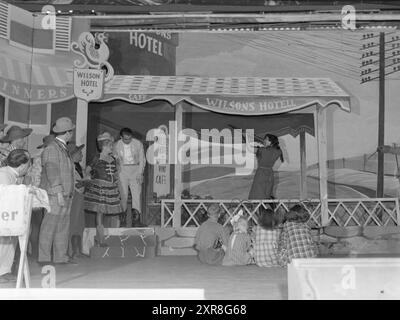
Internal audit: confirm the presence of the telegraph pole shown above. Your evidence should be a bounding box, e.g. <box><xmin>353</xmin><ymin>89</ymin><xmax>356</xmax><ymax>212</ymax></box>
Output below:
<box><xmin>360</xmin><ymin>31</ymin><xmax>400</xmax><ymax>198</ymax></box>
<box><xmin>377</xmin><ymin>32</ymin><xmax>385</xmax><ymax>197</ymax></box>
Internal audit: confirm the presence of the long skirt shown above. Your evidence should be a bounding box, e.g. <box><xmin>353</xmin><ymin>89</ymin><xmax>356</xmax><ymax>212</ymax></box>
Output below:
<box><xmin>84</xmin><ymin>179</ymin><xmax>123</xmax><ymax>215</ymax></box>
<box><xmin>248</xmin><ymin>167</ymin><xmax>274</xmax><ymax>200</ymax></box>
<box><xmin>70</xmin><ymin>192</ymin><xmax>85</xmax><ymax>236</ymax></box>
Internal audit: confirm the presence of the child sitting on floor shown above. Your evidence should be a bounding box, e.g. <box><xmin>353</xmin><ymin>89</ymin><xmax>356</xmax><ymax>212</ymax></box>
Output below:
<box><xmin>253</xmin><ymin>207</ymin><xmax>282</xmax><ymax>267</ymax></box>
<box><xmin>222</xmin><ymin>215</ymin><xmax>253</xmax><ymax>266</ymax></box>
<box><xmin>194</xmin><ymin>204</ymin><xmax>229</xmax><ymax>265</ymax></box>
<box><xmin>278</xmin><ymin>204</ymin><xmax>318</xmax><ymax>266</ymax></box>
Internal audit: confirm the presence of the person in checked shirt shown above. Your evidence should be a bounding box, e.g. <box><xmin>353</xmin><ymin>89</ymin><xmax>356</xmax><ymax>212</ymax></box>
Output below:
<box><xmin>253</xmin><ymin>207</ymin><xmax>282</xmax><ymax>267</ymax></box>
<box><xmin>278</xmin><ymin>204</ymin><xmax>318</xmax><ymax>266</ymax></box>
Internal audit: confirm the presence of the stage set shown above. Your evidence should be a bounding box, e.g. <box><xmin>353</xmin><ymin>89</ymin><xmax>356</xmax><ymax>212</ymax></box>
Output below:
<box><xmin>1</xmin><ymin>1</ymin><xmax>400</xmax><ymax>298</ymax></box>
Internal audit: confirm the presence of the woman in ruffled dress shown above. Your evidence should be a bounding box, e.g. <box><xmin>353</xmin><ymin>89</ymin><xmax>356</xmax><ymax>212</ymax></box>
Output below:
<box><xmin>84</xmin><ymin>132</ymin><xmax>123</xmax><ymax>247</ymax></box>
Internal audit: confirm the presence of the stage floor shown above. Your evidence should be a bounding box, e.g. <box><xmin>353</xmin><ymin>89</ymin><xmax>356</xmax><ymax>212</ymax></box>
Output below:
<box><xmin>0</xmin><ymin>256</ymin><xmax>288</xmax><ymax>299</ymax></box>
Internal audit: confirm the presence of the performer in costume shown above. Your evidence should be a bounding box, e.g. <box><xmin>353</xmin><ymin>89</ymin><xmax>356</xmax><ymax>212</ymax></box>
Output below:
<box><xmin>113</xmin><ymin>128</ymin><xmax>146</xmax><ymax>227</ymax></box>
<box><xmin>38</xmin><ymin>117</ymin><xmax>76</xmax><ymax>265</ymax></box>
<box><xmin>85</xmin><ymin>133</ymin><xmax>123</xmax><ymax>247</ymax></box>
<box><xmin>248</xmin><ymin>134</ymin><xmax>284</xmax><ymax>200</ymax></box>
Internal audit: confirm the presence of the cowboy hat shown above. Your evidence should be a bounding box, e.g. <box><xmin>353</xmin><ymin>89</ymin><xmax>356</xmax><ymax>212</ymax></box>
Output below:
<box><xmin>52</xmin><ymin>117</ymin><xmax>75</xmax><ymax>133</ymax></box>
<box><xmin>0</xmin><ymin>125</ymin><xmax>33</xmax><ymax>142</ymax></box>
<box><xmin>37</xmin><ymin>134</ymin><xmax>55</xmax><ymax>149</ymax></box>
<box><xmin>67</xmin><ymin>142</ymin><xmax>85</xmax><ymax>155</ymax></box>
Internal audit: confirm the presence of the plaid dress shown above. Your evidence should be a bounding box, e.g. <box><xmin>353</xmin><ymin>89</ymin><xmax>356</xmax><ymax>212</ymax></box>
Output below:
<box><xmin>254</xmin><ymin>226</ymin><xmax>281</xmax><ymax>267</ymax></box>
<box><xmin>278</xmin><ymin>222</ymin><xmax>318</xmax><ymax>265</ymax></box>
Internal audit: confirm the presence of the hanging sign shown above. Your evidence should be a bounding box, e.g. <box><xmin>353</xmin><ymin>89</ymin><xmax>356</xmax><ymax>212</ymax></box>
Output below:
<box><xmin>153</xmin><ymin>125</ymin><xmax>170</xmax><ymax>197</ymax></box>
<box><xmin>73</xmin><ymin>68</ymin><xmax>105</xmax><ymax>102</ymax></box>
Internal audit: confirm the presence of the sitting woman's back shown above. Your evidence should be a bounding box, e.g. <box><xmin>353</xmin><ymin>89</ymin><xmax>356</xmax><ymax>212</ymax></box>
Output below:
<box><xmin>254</xmin><ymin>208</ymin><xmax>282</xmax><ymax>267</ymax></box>
<box><xmin>278</xmin><ymin>204</ymin><xmax>318</xmax><ymax>265</ymax></box>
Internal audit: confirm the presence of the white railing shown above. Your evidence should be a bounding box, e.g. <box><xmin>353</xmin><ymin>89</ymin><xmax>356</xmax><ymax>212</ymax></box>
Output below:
<box><xmin>160</xmin><ymin>198</ymin><xmax>400</xmax><ymax>228</ymax></box>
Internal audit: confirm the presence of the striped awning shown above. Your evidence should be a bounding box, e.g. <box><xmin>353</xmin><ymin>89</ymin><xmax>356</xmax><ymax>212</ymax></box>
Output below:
<box><xmin>102</xmin><ymin>75</ymin><xmax>351</xmax><ymax>115</ymax></box>
<box><xmin>0</xmin><ymin>53</ymin><xmax>74</xmax><ymax>104</ymax></box>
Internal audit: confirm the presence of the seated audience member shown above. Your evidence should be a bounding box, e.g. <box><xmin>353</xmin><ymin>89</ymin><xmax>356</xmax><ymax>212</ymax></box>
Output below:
<box><xmin>253</xmin><ymin>208</ymin><xmax>282</xmax><ymax>267</ymax></box>
<box><xmin>194</xmin><ymin>204</ymin><xmax>229</xmax><ymax>265</ymax></box>
<box><xmin>278</xmin><ymin>204</ymin><xmax>318</xmax><ymax>266</ymax></box>
<box><xmin>222</xmin><ymin>217</ymin><xmax>253</xmax><ymax>266</ymax></box>
<box><xmin>0</xmin><ymin>149</ymin><xmax>31</xmax><ymax>284</ymax></box>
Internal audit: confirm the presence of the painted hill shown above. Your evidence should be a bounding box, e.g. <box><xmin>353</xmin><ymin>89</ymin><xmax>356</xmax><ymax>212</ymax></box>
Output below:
<box><xmin>188</xmin><ymin>169</ymin><xmax>375</xmax><ymax>200</ymax></box>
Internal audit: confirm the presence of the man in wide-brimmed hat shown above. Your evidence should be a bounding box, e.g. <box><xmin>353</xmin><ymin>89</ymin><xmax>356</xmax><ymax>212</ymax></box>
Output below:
<box><xmin>38</xmin><ymin>117</ymin><xmax>77</xmax><ymax>266</ymax></box>
<box><xmin>0</xmin><ymin>125</ymin><xmax>32</xmax><ymax>167</ymax></box>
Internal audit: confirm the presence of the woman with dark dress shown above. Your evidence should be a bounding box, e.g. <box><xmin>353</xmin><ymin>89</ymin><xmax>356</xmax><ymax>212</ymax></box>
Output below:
<box><xmin>84</xmin><ymin>133</ymin><xmax>123</xmax><ymax>247</ymax></box>
<box><xmin>248</xmin><ymin>134</ymin><xmax>284</xmax><ymax>200</ymax></box>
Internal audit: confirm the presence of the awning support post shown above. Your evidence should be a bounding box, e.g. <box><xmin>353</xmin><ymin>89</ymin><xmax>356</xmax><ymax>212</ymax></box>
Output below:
<box><xmin>173</xmin><ymin>102</ymin><xmax>183</xmax><ymax>228</ymax></box>
<box><xmin>76</xmin><ymin>98</ymin><xmax>88</xmax><ymax>166</ymax></box>
<box><xmin>316</xmin><ymin>106</ymin><xmax>329</xmax><ymax>226</ymax></box>
<box><xmin>299</xmin><ymin>130</ymin><xmax>308</xmax><ymax>199</ymax></box>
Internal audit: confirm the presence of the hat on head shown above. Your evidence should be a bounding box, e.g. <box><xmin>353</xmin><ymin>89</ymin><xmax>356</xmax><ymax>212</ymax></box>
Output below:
<box><xmin>97</xmin><ymin>132</ymin><xmax>113</xmax><ymax>142</ymax></box>
<box><xmin>0</xmin><ymin>125</ymin><xmax>33</xmax><ymax>142</ymax></box>
<box><xmin>67</xmin><ymin>142</ymin><xmax>85</xmax><ymax>156</ymax></box>
<box><xmin>0</xmin><ymin>123</ymin><xmax>7</xmax><ymax>132</ymax></box>
<box><xmin>37</xmin><ymin>134</ymin><xmax>55</xmax><ymax>149</ymax></box>
<box><xmin>52</xmin><ymin>117</ymin><xmax>75</xmax><ymax>133</ymax></box>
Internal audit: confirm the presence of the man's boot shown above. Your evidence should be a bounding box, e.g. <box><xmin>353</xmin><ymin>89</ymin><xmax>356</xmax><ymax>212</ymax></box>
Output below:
<box><xmin>120</xmin><ymin>211</ymin><xmax>127</xmax><ymax>227</ymax></box>
<box><xmin>71</xmin><ymin>235</ymin><xmax>87</xmax><ymax>258</ymax></box>
<box><xmin>132</xmin><ymin>209</ymin><xmax>147</xmax><ymax>227</ymax></box>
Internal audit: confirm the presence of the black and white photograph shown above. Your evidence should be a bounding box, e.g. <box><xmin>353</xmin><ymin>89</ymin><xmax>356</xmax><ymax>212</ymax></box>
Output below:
<box><xmin>0</xmin><ymin>0</ymin><xmax>400</xmax><ymax>303</ymax></box>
